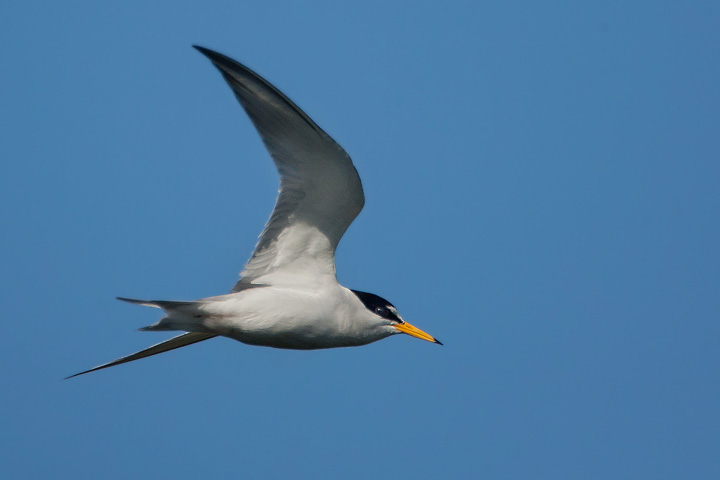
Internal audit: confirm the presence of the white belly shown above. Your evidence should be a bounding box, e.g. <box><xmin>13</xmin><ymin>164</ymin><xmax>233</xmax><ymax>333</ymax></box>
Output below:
<box><xmin>196</xmin><ymin>284</ymin><xmax>388</xmax><ymax>349</ymax></box>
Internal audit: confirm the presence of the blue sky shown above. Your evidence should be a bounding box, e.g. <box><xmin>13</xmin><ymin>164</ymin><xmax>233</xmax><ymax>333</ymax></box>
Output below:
<box><xmin>2</xmin><ymin>1</ymin><xmax>719</xmax><ymax>478</ymax></box>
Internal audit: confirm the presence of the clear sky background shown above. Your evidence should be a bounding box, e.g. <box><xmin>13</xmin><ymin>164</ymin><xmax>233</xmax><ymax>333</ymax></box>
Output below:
<box><xmin>2</xmin><ymin>1</ymin><xmax>718</xmax><ymax>478</ymax></box>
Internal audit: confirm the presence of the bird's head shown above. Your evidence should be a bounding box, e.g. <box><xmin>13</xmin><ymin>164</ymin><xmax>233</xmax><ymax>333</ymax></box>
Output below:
<box><xmin>351</xmin><ymin>290</ymin><xmax>442</xmax><ymax>345</ymax></box>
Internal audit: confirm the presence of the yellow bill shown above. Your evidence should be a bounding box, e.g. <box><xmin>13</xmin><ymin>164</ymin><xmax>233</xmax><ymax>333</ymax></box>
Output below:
<box><xmin>394</xmin><ymin>322</ymin><xmax>442</xmax><ymax>345</ymax></box>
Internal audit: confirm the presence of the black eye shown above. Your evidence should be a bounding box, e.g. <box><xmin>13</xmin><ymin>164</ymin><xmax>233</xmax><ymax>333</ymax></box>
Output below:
<box><xmin>374</xmin><ymin>306</ymin><xmax>389</xmax><ymax>317</ymax></box>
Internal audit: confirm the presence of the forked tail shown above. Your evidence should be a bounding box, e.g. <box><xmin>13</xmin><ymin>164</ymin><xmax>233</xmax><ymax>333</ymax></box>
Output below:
<box><xmin>116</xmin><ymin>296</ymin><xmax>206</xmax><ymax>331</ymax></box>
<box><xmin>116</xmin><ymin>297</ymin><xmax>197</xmax><ymax>309</ymax></box>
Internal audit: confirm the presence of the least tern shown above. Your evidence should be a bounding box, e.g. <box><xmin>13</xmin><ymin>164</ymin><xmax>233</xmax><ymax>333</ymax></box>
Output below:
<box><xmin>68</xmin><ymin>46</ymin><xmax>441</xmax><ymax>379</ymax></box>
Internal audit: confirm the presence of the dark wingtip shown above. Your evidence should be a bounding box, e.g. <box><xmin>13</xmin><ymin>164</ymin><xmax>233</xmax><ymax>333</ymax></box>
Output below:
<box><xmin>191</xmin><ymin>46</ymin><xmax>237</xmax><ymax>73</ymax></box>
<box><xmin>192</xmin><ymin>45</ymin><xmax>221</xmax><ymax>61</ymax></box>
<box><xmin>64</xmin><ymin>364</ymin><xmax>113</xmax><ymax>380</ymax></box>
<box><xmin>64</xmin><ymin>370</ymin><xmax>89</xmax><ymax>380</ymax></box>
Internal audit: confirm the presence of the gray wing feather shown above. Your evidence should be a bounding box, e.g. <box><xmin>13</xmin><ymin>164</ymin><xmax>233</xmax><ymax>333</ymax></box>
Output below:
<box><xmin>194</xmin><ymin>46</ymin><xmax>365</xmax><ymax>288</ymax></box>
<box><xmin>66</xmin><ymin>332</ymin><xmax>217</xmax><ymax>379</ymax></box>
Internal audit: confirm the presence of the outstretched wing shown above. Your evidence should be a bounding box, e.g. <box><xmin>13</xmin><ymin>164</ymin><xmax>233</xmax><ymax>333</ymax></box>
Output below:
<box><xmin>194</xmin><ymin>47</ymin><xmax>365</xmax><ymax>289</ymax></box>
<box><xmin>66</xmin><ymin>332</ymin><xmax>217</xmax><ymax>379</ymax></box>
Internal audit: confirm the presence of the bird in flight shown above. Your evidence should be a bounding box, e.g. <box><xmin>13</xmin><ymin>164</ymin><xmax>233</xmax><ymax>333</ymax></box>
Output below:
<box><xmin>68</xmin><ymin>46</ymin><xmax>441</xmax><ymax>378</ymax></box>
